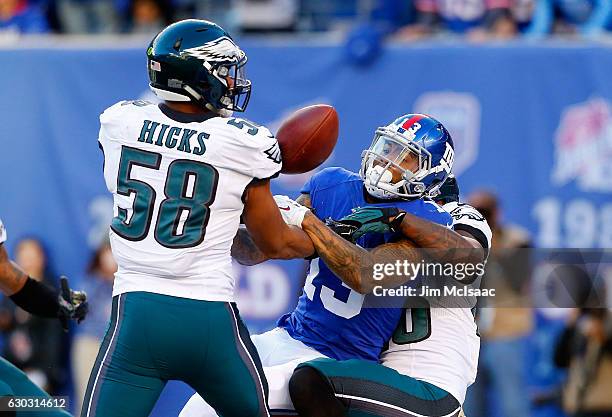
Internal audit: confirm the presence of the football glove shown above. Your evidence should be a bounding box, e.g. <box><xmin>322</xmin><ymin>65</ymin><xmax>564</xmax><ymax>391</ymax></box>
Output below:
<box><xmin>325</xmin><ymin>217</ymin><xmax>359</xmax><ymax>243</ymax></box>
<box><xmin>273</xmin><ymin>195</ymin><xmax>310</xmax><ymax>229</ymax></box>
<box><xmin>57</xmin><ymin>276</ymin><xmax>88</xmax><ymax>331</ymax></box>
<box><xmin>335</xmin><ymin>207</ymin><xmax>404</xmax><ymax>241</ymax></box>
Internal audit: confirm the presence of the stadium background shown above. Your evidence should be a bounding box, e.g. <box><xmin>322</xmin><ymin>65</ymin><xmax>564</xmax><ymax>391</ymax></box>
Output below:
<box><xmin>1</xmin><ymin>1</ymin><xmax>612</xmax><ymax>416</ymax></box>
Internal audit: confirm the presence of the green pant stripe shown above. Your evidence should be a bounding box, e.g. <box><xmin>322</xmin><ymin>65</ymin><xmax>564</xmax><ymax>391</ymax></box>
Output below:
<box><xmin>226</xmin><ymin>303</ymin><xmax>270</xmax><ymax>417</ymax></box>
<box><xmin>81</xmin><ymin>293</ymin><xmax>124</xmax><ymax>417</ymax></box>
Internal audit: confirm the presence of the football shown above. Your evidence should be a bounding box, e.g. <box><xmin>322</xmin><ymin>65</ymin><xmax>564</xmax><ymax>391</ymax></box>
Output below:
<box><xmin>276</xmin><ymin>104</ymin><xmax>339</xmax><ymax>174</ymax></box>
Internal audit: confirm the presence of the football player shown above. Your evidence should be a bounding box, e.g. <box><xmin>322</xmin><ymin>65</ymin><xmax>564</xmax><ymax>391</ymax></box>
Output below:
<box><xmin>84</xmin><ymin>19</ymin><xmax>315</xmax><ymax>417</ymax></box>
<box><xmin>180</xmin><ymin>114</ymin><xmax>458</xmax><ymax>417</ymax></box>
<box><xmin>288</xmin><ymin>175</ymin><xmax>492</xmax><ymax>417</ymax></box>
<box><xmin>0</xmin><ymin>218</ymin><xmax>88</xmax><ymax>417</ymax></box>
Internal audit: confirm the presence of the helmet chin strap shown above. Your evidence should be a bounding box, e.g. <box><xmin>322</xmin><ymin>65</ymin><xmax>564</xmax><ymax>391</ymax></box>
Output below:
<box><xmin>205</xmin><ymin>103</ymin><xmax>233</xmax><ymax>118</ymax></box>
<box><xmin>184</xmin><ymin>85</ymin><xmax>234</xmax><ymax>117</ymax></box>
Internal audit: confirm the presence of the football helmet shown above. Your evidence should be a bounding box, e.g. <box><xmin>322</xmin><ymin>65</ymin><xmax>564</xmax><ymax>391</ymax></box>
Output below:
<box><xmin>360</xmin><ymin>114</ymin><xmax>454</xmax><ymax>200</ymax></box>
<box><xmin>147</xmin><ymin>19</ymin><xmax>251</xmax><ymax>112</ymax></box>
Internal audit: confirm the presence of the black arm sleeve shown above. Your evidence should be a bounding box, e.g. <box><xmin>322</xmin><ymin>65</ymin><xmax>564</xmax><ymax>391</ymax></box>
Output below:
<box><xmin>9</xmin><ymin>277</ymin><xmax>60</xmax><ymax>318</ymax></box>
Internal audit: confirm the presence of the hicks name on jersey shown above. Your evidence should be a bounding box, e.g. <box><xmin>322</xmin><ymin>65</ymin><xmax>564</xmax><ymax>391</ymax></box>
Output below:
<box><xmin>138</xmin><ymin>119</ymin><xmax>209</xmax><ymax>156</ymax></box>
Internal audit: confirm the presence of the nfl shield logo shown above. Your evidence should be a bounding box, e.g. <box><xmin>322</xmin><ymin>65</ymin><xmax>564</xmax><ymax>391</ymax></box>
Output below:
<box><xmin>552</xmin><ymin>98</ymin><xmax>612</xmax><ymax>192</ymax></box>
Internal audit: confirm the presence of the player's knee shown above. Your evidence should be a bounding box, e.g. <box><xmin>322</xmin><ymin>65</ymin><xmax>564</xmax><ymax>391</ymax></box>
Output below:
<box><xmin>244</xmin><ymin>397</ymin><xmax>266</xmax><ymax>417</ymax></box>
<box><xmin>220</xmin><ymin>393</ymin><xmax>265</xmax><ymax>417</ymax></box>
<box><xmin>289</xmin><ymin>366</ymin><xmax>333</xmax><ymax>414</ymax></box>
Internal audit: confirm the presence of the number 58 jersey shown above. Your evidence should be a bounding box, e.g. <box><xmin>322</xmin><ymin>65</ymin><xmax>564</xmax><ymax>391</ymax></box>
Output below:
<box><xmin>98</xmin><ymin>101</ymin><xmax>281</xmax><ymax>302</ymax></box>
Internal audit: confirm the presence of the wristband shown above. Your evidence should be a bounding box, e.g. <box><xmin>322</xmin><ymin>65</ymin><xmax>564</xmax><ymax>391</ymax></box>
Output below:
<box><xmin>9</xmin><ymin>277</ymin><xmax>60</xmax><ymax>318</ymax></box>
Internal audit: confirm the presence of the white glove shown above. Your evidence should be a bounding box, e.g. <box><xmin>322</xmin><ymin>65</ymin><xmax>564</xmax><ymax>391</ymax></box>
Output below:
<box><xmin>273</xmin><ymin>195</ymin><xmax>310</xmax><ymax>228</ymax></box>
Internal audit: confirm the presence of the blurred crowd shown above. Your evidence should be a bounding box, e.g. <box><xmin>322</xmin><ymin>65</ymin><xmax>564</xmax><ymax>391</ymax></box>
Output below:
<box><xmin>463</xmin><ymin>191</ymin><xmax>612</xmax><ymax>417</ymax></box>
<box><xmin>1</xmin><ymin>0</ymin><xmax>611</xmax><ymax>38</ymax></box>
<box><xmin>0</xmin><ymin>238</ymin><xmax>116</xmax><ymax>411</ymax></box>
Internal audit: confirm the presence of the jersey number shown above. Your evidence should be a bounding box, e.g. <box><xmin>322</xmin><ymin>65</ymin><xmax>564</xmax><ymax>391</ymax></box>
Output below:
<box><xmin>304</xmin><ymin>259</ymin><xmax>365</xmax><ymax>319</ymax></box>
<box><xmin>392</xmin><ymin>307</ymin><xmax>431</xmax><ymax>344</ymax></box>
<box><xmin>227</xmin><ymin>118</ymin><xmax>259</xmax><ymax>136</ymax></box>
<box><xmin>111</xmin><ymin>146</ymin><xmax>219</xmax><ymax>248</ymax></box>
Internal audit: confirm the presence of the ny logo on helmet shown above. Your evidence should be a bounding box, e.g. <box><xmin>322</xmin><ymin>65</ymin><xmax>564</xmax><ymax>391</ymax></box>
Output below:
<box><xmin>431</xmin><ymin>142</ymin><xmax>454</xmax><ymax>174</ymax></box>
<box><xmin>397</xmin><ymin>122</ymin><xmax>422</xmax><ymax>140</ymax></box>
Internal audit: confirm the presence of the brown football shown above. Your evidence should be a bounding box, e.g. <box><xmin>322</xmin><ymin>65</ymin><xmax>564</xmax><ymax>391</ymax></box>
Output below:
<box><xmin>276</xmin><ymin>104</ymin><xmax>339</xmax><ymax>174</ymax></box>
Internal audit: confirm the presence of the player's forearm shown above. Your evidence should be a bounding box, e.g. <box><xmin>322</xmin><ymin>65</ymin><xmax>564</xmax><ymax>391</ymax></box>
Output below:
<box><xmin>301</xmin><ymin>216</ymin><xmax>422</xmax><ymax>293</ymax></box>
<box><xmin>0</xmin><ymin>246</ymin><xmax>67</xmax><ymax>319</ymax></box>
<box><xmin>396</xmin><ymin>212</ymin><xmax>485</xmax><ymax>265</ymax></box>
<box><xmin>234</xmin><ymin>224</ymin><xmax>314</xmax><ymax>264</ymax></box>
<box><xmin>272</xmin><ymin>226</ymin><xmax>316</xmax><ymax>260</ymax></box>
<box><xmin>302</xmin><ymin>212</ymin><xmax>380</xmax><ymax>294</ymax></box>
<box><xmin>231</xmin><ymin>228</ymin><xmax>269</xmax><ymax>266</ymax></box>
<box><xmin>0</xmin><ymin>245</ymin><xmax>27</xmax><ymax>295</ymax></box>
<box><xmin>303</xmin><ymin>212</ymin><xmax>481</xmax><ymax>293</ymax></box>
<box><xmin>301</xmin><ymin>201</ymin><xmax>489</xmax><ymax>290</ymax></box>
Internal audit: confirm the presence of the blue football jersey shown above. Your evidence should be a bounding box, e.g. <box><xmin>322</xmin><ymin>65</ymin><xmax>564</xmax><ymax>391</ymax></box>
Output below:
<box><xmin>278</xmin><ymin>167</ymin><xmax>453</xmax><ymax>361</ymax></box>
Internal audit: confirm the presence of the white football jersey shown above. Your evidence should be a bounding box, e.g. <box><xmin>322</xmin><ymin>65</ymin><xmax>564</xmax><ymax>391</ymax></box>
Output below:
<box><xmin>98</xmin><ymin>101</ymin><xmax>281</xmax><ymax>301</ymax></box>
<box><xmin>0</xmin><ymin>218</ymin><xmax>6</xmax><ymax>244</ymax></box>
<box><xmin>381</xmin><ymin>202</ymin><xmax>492</xmax><ymax>404</ymax></box>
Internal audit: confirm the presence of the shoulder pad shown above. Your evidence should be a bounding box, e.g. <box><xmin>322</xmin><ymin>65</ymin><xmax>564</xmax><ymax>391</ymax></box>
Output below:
<box><xmin>443</xmin><ymin>202</ymin><xmax>492</xmax><ymax>251</ymax></box>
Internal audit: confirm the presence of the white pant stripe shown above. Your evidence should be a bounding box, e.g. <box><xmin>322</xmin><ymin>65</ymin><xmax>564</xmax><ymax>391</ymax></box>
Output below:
<box><xmin>335</xmin><ymin>393</ymin><xmax>461</xmax><ymax>417</ymax></box>
<box><xmin>85</xmin><ymin>293</ymin><xmax>123</xmax><ymax>417</ymax></box>
<box><xmin>228</xmin><ymin>305</ymin><xmax>271</xmax><ymax>417</ymax></box>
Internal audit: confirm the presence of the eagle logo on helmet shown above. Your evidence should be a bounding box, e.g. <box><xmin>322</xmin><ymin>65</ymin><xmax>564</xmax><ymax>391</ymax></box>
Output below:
<box><xmin>182</xmin><ymin>37</ymin><xmax>245</xmax><ymax>62</ymax></box>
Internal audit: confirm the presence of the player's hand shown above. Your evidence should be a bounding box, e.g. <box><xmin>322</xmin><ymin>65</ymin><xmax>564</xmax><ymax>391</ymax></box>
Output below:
<box><xmin>57</xmin><ymin>276</ymin><xmax>88</xmax><ymax>332</ymax></box>
<box><xmin>325</xmin><ymin>217</ymin><xmax>359</xmax><ymax>243</ymax></box>
<box><xmin>273</xmin><ymin>195</ymin><xmax>310</xmax><ymax>228</ymax></box>
<box><xmin>336</xmin><ymin>207</ymin><xmax>403</xmax><ymax>241</ymax></box>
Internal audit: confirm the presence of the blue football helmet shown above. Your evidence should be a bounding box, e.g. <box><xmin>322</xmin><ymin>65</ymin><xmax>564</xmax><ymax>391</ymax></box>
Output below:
<box><xmin>360</xmin><ymin>114</ymin><xmax>454</xmax><ymax>200</ymax></box>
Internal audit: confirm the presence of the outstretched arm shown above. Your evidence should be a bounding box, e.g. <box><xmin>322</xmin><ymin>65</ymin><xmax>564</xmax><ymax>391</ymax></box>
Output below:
<box><xmin>0</xmin><ymin>243</ymin><xmax>88</xmax><ymax>329</ymax></box>
<box><xmin>301</xmin><ymin>211</ymin><xmax>422</xmax><ymax>294</ymax></box>
<box><xmin>232</xmin><ymin>193</ymin><xmax>313</xmax><ymax>266</ymax></box>
<box><xmin>395</xmin><ymin>211</ymin><xmax>485</xmax><ymax>264</ymax></box>
<box><xmin>0</xmin><ymin>244</ymin><xmax>27</xmax><ymax>295</ymax></box>
<box><xmin>301</xmin><ymin>208</ymin><xmax>487</xmax><ymax>294</ymax></box>
<box><xmin>242</xmin><ymin>181</ymin><xmax>315</xmax><ymax>261</ymax></box>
